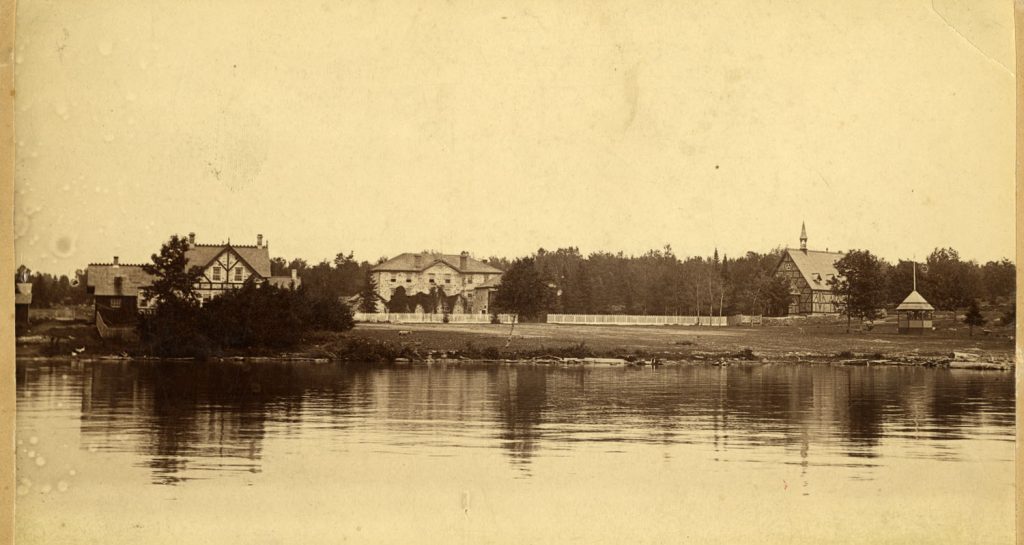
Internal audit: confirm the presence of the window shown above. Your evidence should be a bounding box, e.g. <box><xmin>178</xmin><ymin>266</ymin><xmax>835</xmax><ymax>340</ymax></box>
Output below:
<box><xmin>444</xmin><ymin>274</ymin><xmax>452</xmax><ymax>284</ymax></box>
<box><xmin>390</xmin><ymin>274</ymin><xmax>397</xmax><ymax>283</ymax></box>
<box><xmin>429</xmin><ymin>273</ymin><xmax>436</xmax><ymax>284</ymax></box>
<box><xmin>405</xmin><ymin>274</ymin><xmax>412</xmax><ymax>283</ymax></box>
<box><xmin>212</xmin><ymin>266</ymin><xmax>222</xmax><ymax>281</ymax></box>
<box><xmin>467</xmin><ymin>275</ymin><xmax>474</xmax><ymax>284</ymax></box>
<box><xmin>110</xmin><ymin>298</ymin><xmax>122</xmax><ymax>309</ymax></box>
<box><xmin>234</xmin><ymin>267</ymin><xmax>244</xmax><ymax>282</ymax></box>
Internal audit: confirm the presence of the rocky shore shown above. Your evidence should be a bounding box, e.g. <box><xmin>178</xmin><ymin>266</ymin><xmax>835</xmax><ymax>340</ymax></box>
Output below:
<box><xmin>16</xmin><ymin>321</ymin><xmax>1016</xmax><ymax>370</ymax></box>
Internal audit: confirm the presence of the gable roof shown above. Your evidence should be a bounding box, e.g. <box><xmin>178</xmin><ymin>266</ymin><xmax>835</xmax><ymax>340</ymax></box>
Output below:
<box><xmin>474</xmin><ymin>275</ymin><xmax>502</xmax><ymax>289</ymax></box>
<box><xmin>185</xmin><ymin>244</ymin><xmax>273</xmax><ymax>278</ymax></box>
<box><xmin>780</xmin><ymin>248</ymin><xmax>845</xmax><ymax>291</ymax></box>
<box><xmin>86</xmin><ymin>264</ymin><xmax>155</xmax><ymax>297</ymax></box>
<box><xmin>896</xmin><ymin>290</ymin><xmax>934</xmax><ymax>311</ymax></box>
<box><xmin>372</xmin><ymin>252</ymin><xmax>503</xmax><ymax>274</ymax></box>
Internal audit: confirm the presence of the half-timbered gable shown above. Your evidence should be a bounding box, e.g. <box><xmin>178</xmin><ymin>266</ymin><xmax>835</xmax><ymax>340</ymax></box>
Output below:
<box><xmin>773</xmin><ymin>224</ymin><xmax>845</xmax><ymax>315</ymax></box>
<box><xmin>190</xmin><ymin>246</ymin><xmax>265</xmax><ymax>300</ymax></box>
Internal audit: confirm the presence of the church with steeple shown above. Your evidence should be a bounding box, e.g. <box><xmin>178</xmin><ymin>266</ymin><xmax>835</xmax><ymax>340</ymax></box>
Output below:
<box><xmin>773</xmin><ymin>223</ymin><xmax>846</xmax><ymax>315</ymax></box>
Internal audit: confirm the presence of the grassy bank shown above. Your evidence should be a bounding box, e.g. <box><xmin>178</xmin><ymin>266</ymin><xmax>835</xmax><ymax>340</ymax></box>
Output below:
<box><xmin>16</xmin><ymin>317</ymin><xmax>1015</xmax><ymax>367</ymax></box>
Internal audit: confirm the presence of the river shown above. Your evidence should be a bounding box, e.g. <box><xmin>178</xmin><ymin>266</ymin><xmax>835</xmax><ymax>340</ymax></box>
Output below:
<box><xmin>14</xmin><ymin>360</ymin><xmax>1016</xmax><ymax>544</ymax></box>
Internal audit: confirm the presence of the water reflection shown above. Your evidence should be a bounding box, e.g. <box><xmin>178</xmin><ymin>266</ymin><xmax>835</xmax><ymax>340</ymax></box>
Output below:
<box><xmin>16</xmin><ymin>361</ymin><xmax>1015</xmax><ymax>485</ymax></box>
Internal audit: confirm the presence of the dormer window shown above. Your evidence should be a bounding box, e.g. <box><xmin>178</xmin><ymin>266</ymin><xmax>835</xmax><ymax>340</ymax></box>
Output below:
<box><xmin>812</xmin><ymin>273</ymin><xmax>822</xmax><ymax>283</ymax></box>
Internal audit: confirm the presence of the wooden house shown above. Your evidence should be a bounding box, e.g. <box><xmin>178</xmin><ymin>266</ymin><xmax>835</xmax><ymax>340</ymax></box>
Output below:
<box><xmin>85</xmin><ymin>233</ymin><xmax>300</xmax><ymax>334</ymax></box>
<box><xmin>182</xmin><ymin>233</ymin><xmax>300</xmax><ymax>303</ymax></box>
<box><xmin>773</xmin><ymin>223</ymin><xmax>846</xmax><ymax>315</ymax></box>
<box><xmin>85</xmin><ymin>257</ymin><xmax>155</xmax><ymax>326</ymax></box>
<box><xmin>15</xmin><ymin>281</ymin><xmax>32</xmax><ymax>326</ymax></box>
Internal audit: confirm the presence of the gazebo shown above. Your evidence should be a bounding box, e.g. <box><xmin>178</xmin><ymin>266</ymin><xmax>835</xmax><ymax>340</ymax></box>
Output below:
<box><xmin>896</xmin><ymin>264</ymin><xmax>934</xmax><ymax>334</ymax></box>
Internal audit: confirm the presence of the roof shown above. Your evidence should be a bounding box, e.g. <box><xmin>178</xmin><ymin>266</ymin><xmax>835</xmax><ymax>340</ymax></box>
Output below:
<box><xmin>267</xmin><ymin>275</ymin><xmax>302</xmax><ymax>289</ymax></box>
<box><xmin>781</xmin><ymin>248</ymin><xmax>846</xmax><ymax>291</ymax></box>
<box><xmin>15</xmin><ymin>283</ymin><xmax>32</xmax><ymax>305</ymax></box>
<box><xmin>86</xmin><ymin>264</ymin><xmax>155</xmax><ymax>297</ymax></box>
<box><xmin>474</xmin><ymin>275</ymin><xmax>502</xmax><ymax>289</ymax></box>
<box><xmin>896</xmin><ymin>290</ymin><xmax>935</xmax><ymax>311</ymax></box>
<box><xmin>185</xmin><ymin>244</ymin><xmax>272</xmax><ymax>278</ymax></box>
<box><xmin>372</xmin><ymin>252</ymin><xmax>503</xmax><ymax>274</ymax></box>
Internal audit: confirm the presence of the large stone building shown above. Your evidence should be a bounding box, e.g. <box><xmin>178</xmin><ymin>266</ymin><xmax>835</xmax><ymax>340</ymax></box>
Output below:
<box><xmin>86</xmin><ymin>233</ymin><xmax>300</xmax><ymax>331</ymax></box>
<box><xmin>774</xmin><ymin>223</ymin><xmax>845</xmax><ymax>315</ymax></box>
<box><xmin>370</xmin><ymin>252</ymin><xmax>503</xmax><ymax>314</ymax></box>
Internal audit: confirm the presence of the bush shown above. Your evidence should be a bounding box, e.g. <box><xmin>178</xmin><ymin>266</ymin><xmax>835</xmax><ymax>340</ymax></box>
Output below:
<box><xmin>141</xmin><ymin>282</ymin><xmax>355</xmax><ymax>357</ymax></box>
<box><xmin>481</xmin><ymin>346</ymin><xmax>502</xmax><ymax>360</ymax></box>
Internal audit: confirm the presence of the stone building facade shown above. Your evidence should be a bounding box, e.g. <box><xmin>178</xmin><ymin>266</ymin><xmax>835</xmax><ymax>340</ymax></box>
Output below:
<box><xmin>370</xmin><ymin>252</ymin><xmax>503</xmax><ymax>314</ymax></box>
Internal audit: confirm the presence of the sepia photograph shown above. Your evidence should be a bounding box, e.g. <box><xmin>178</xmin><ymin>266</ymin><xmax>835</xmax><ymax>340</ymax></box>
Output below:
<box><xmin>7</xmin><ymin>1</ymin><xmax>1018</xmax><ymax>543</ymax></box>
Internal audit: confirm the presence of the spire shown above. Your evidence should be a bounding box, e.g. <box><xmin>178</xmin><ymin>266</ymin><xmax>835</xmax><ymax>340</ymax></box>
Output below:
<box><xmin>913</xmin><ymin>262</ymin><xmax>917</xmax><ymax>291</ymax></box>
<box><xmin>799</xmin><ymin>222</ymin><xmax>807</xmax><ymax>252</ymax></box>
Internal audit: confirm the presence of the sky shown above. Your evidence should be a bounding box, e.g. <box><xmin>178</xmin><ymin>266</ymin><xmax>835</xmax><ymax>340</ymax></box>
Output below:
<box><xmin>12</xmin><ymin>0</ymin><xmax>1016</xmax><ymax>275</ymax></box>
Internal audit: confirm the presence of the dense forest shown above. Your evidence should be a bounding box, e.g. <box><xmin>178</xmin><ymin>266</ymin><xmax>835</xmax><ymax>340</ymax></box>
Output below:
<box><xmin>491</xmin><ymin>246</ymin><xmax>1015</xmax><ymax>320</ymax></box>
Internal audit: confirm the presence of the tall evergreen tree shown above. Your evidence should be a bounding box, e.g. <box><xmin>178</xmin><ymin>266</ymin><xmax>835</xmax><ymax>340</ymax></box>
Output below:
<box><xmin>359</xmin><ymin>269</ymin><xmax>379</xmax><ymax>313</ymax></box>
<box><xmin>963</xmin><ymin>299</ymin><xmax>986</xmax><ymax>336</ymax></box>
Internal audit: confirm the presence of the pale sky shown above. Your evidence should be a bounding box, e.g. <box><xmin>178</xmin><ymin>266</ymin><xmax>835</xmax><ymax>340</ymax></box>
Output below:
<box><xmin>13</xmin><ymin>0</ymin><xmax>1016</xmax><ymax>274</ymax></box>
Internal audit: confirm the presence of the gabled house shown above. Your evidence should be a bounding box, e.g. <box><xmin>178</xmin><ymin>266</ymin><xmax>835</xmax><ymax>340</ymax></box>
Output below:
<box><xmin>370</xmin><ymin>251</ymin><xmax>503</xmax><ymax>314</ymax></box>
<box><xmin>15</xmin><ymin>280</ymin><xmax>32</xmax><ymax>326</ymax></box>
<box><xmin>86</xmin><ymin>233</ymin><xmax>300</xmax><ymax>333</ymax></box>
<box><xmin>773</xmin><ymin>223</ymin><xmax>846</xmax><ymax>315</ymax></box>
<box><xmin>85</xmin><ymin>257</ymin><xmax>155</xmax><ymax>326</ymax></box>
<box><xmin>182</xmin><ymin>233</ymin><xmax>299</xmax><ymax>302</ymax></box>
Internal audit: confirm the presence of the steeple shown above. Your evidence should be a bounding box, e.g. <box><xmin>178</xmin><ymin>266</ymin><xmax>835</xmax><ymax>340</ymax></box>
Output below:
<box><xmin>799</xmin><ymin>222</ymin><xmax>807</xmax><ymax>252</ymax></box>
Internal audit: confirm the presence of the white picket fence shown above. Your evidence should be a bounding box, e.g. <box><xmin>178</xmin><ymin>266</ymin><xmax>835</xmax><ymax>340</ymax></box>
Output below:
<box><xmin>354</xmin><ymin>312</ymin><xmax>519</xmax><ymax>324</ymax></box>
<box><xmin>546</xmin><ymin>314</ymin><xmax>728</xmax><ymax>327</ymax></box>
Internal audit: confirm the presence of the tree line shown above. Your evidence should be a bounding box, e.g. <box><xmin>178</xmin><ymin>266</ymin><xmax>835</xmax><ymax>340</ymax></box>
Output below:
<box><xmin>20</xmin><ymin>242</ymin><xmax>1016</xmax><ymax>327</ymax></box>
<box><xmin>491</xmin><ymin>246</ymin><xmax>1016</xmax><ymax>322</ymax></box>
<box><xmin>14</xmin><ymin>265</ymin><xmax>89</xmax><ymax>308</ymax></box>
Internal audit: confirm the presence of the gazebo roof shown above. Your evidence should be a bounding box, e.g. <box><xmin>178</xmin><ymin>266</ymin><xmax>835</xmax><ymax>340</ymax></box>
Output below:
<box><xmin>896</xmin><ymin>290</ymin><xmax>934</xmax><ymax>311</ymax></box>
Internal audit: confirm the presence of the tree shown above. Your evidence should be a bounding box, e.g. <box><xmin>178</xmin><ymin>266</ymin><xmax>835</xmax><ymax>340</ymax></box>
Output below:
<box><xmin>358</xmin><ymin>269</ymin><xmax>379</xmax><ymax>313</ymax></box>
<box><xmin>829</xmin><ymin>250</ymin><xmax>886</xmax><ymax>332</ymax></box>
<box><xmin>963</xmin><ymin>299</ymin><xmax>986</xmax><ymax>336</ymax></box>
<box><xmin>922</xmin><ymin>248</ymin><xmax>979</xmax><ymax>313</ymax></box>
<box><xmin>981</xmin><ymin>259</ymin><xmax>1015</xmax><ymax>303</ymax></box>
<box><xmin>138</xmin><ymin>235</ymin><xmax>206</xmax><ymax>356</ymax></box>
<box><xmin>492</xmin><ymin>257</ymin><xmax>548</xmax><ymax>321</ymax></box>
<box><xmin>141</xmin><ymin>234</ymin><xmax>203</xmax><ymax>307</ymax></box>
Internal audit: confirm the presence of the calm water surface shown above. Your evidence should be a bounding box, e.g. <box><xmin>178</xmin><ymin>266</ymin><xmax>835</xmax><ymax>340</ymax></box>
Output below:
<box><xmin>15</xmin><ymin>360</ymin><xmax>1015</xmax><ymax>544</ymax></box>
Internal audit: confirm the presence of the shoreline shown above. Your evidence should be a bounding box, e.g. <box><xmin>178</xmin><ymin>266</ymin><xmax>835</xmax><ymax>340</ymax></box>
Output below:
<box><xmin>16</xmin><ymin>321</ymin><xmax>1015</xmax><ymax>370</ymax></box>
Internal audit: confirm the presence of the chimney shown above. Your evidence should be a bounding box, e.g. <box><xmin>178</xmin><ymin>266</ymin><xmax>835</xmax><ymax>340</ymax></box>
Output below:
<box><xmin>257</xmin><ymin>234</ymin><xmax>263</xmax><ymax>248</ymax></box>
<box><xmin>460</xmin><ymin>251</ymin><xmax>469</xmax><ymax>271</ymax></box>
<box><xmin>188</xmin><ymin>232</ymin><xmax>196</xmax><ymax>247</ymax></box>
<box><xmin>414</xmin><ymin>253</ymin><xmax>423</xmax><ymax>268</ymax></box>
<box><xmin>112</xmin><ymin>256</ymin><xmax>119</xmax><ymax>267</ymax></box>
<box><xmin>290</xmin><ymin>268</ymin><xmax>297</xmax><ymax>287</ymax></box>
